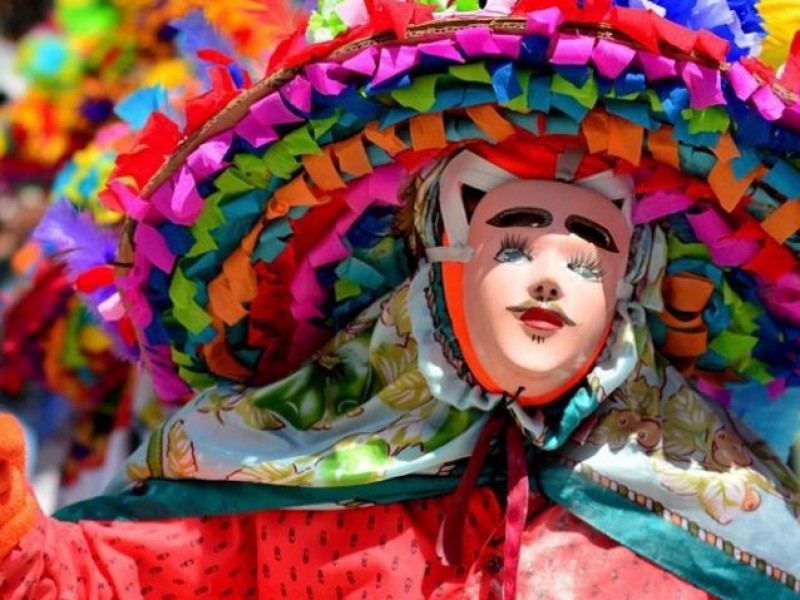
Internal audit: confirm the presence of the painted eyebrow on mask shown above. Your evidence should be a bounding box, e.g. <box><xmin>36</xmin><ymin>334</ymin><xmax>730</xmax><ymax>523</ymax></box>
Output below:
<box><xmin>565</xmin><ymin>214</ymin><xmax>619</xmax><ymax>253</ymax></box>
<box><xmin>486</xmin><ymin>207</ymin><xmax>553</xmax><ymax>228</ymax></box>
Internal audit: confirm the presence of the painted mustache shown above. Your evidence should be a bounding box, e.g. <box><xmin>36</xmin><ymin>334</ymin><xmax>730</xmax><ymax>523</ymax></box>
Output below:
<box><xmin>506</xmin><ymin>301</ymin><xmax>576</xmax><ymax>329</ymax></box>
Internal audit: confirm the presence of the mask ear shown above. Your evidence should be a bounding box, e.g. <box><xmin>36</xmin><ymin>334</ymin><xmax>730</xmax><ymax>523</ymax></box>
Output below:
<box><xmin>461</xmin><ymin>184</ymin><xmax>487</xmax><ymax>222</ymax></box>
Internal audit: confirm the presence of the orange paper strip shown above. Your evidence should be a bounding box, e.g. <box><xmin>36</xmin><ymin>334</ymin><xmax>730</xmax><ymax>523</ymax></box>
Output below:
<box><xmin>273</xmin><ymin>175</ymin><xmax>322</xmax><ymax>210</ymax></box>
<box><xmin>409</xmin><ymin>113</ymin><xmax>447</xmax><ymax>151</ymax></box>
<box><xmin>208</xmin><ymin>276</ymin><xmax>249</xmax><ymax>325</ymax></box>
<box><xmin>663</xmin><ymin>273</ymin><xmax>715</xmax><ymax>312</ymax></box>
<box><xmin>334</xmin><ymin>135</ymin><xmax>373</xmax><ymax>176</ymax></box>
<box><xmin>364</xmin><ymin>122</ymin><xmax>407</xmax><ymax>155</ymax></box>
<box><xmin>707</xmin><ymin>160</ymin><xmax>760</xmax><ymax>212</ymax></box>
<box><xmin>662</xmin><ymin>325</ymin><xmax>708</xmax><ymax>357</ymax></box>
<box><xmin>647</xmin><ymin>126</ymin><xmax>680</xmax><ymax>169</ymax></box>
<box><xmin>608</xmin><ymin>115</ymin><xmax>643</xmax><ymax>166</ymax></box>
<box><xmin>713</xmin><ymin>133</ymin><xmax>740</xmax><ymax>163</ymax></box>
<box><xmin>302</xmin><ymin>150</ymin><xmax>346</xmax><ymax>190</ymax></box>
<box><xmin>762</xmin><ymin>199</ymin><xmax>800</xmax><ymax>243</ymax></box>
<box><xmin>465</xmin><ymin>105</ymin><xmax>515</xmax><ymax>142</ymax></box>
<box><xmin>581</xmin><ymin>110</ymin><xmax>610</xmax><ymax>154</ymax></box>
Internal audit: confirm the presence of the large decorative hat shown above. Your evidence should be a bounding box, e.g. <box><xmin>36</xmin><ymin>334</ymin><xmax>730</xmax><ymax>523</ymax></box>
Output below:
<box><xmin>101</xmin><ymin>0</ymin><xmax>800</xmax><ymax>444</ymax></box>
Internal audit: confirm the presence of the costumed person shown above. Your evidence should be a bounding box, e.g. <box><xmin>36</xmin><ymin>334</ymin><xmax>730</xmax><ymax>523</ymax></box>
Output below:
<box><xmin>2</xmin><ymin>0</ymin><xmax>800</xmax><ymax>598</ymax></box>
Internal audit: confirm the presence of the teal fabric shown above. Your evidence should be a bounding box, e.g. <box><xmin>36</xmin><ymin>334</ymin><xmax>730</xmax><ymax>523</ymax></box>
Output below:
<box><xmin>540</xmin><ymin>464</ymin><xmax>798</xmax><ymax>600</ymax></box>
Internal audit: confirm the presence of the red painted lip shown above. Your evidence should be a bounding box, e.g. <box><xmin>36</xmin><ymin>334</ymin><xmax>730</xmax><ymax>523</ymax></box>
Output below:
<box><xmin>520</xmin><ymin>307</ymin><xmax>564</xmax><ymax>331</ymax></box>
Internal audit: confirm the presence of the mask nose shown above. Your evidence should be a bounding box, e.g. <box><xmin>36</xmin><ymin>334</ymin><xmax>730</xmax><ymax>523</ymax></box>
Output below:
<box><xmin>531</xmin><ymin>279</ymin><xmax>561</xmax><ymax>302</ymax></box>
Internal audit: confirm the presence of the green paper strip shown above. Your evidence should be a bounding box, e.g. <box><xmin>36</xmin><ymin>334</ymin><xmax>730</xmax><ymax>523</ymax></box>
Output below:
<box><xmin>449</xmin><ymin>62</ymin><xmax>491</xmax><ymax>84</ymax></box>
<box><xmin>170</xmin><ymin>266</ymin><xmax>213</xmax><ymax>335</ymax></box>
<box><xmin>551</xmin><ymin>73</ymin><xmax>598</xmax><ymax>110</ymax></box>
<box><xmin>391</xmin><ymin>74</ymin><xmax>440</xmax><ymax>112</ymax></box>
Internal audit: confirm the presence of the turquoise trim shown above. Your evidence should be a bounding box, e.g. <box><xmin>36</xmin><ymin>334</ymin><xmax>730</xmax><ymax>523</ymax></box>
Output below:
<box><xmin>539</xmin><ymin>463</ymin><xmax>799</xmax><ymax>600</ymax></box>
<box><xmin>54</xmin><ymin>473</ymin><xmax>467</xmax><ymax>522</ymax></box>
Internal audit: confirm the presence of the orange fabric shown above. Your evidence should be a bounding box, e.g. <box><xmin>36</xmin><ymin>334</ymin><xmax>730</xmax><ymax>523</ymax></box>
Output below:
<box><xmin>0</xmin><ymin>414</ymin><xmax>37</xmax><ymax>560</ymax></box>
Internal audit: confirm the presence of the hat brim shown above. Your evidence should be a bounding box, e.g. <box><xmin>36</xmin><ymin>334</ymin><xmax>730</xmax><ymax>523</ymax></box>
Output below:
<box><xmin>108</xmin><ymin>10</ymin><xmax>800</xmax><ymax>400</ymax></box>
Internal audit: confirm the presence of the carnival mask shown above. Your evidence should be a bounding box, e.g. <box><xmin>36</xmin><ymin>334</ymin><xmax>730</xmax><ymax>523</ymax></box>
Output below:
<box><xmin>436</xmin><ymin>151</ymin><xmax>632</xmax><ymax>406</ymax></box>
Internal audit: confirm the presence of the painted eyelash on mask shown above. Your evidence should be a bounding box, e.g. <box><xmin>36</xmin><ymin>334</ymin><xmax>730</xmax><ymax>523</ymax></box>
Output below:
<box><xmin>499</xmin><ymin>234</ymin><xmax>531</xmax><ymax>256</ymax></box>
<box><xmin>567</xmin><ymin>254</ymin><xmax>605</xmax><ymax>280</ymax></box>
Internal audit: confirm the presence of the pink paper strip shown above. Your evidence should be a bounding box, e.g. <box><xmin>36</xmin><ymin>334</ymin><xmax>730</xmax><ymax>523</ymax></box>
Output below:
<box><xmin>727</xmin><ymin>62</ymin><xmax>759</xmax><ymax>101</ymax></box>
<box><xmin>493</xmin><ymin>34</ymin><xmax>522</xmax><ymax>59</ymax></box>
<box><xmin>187</xmin><ymin>131</ymin><xmax>233</xmax><ymax>180</ymax></box>
<box><xmin>638</xmin><ymin>51</ymin><xmax>677</xmax><ymax>81</ymax></box>
<box><xmin>686</xmin><ymin>204</ymin><xmax>759</xmax><ymax>266</ymax></box>
<box><xmin>305</xmin><ymin>62</ymin><xmax>350</xmax><ymax>95</ymax></box>
<box><xmin>235</xmin><ymin>113</ymin><xmax>279</xmax><ymax>148</ymax></box>
<box><xmin>418</xmin><ymin>39</ymin><xmax>465</xmax><ymax>63</ymax></box>
<box><xmin>550</xmin><ymin>34</ymin><xmax>595</xmax><ymax>66</ymax></box>
<box><xmin>632</xmin><ymin>190</ymin><xmax>694</xmax><ymax>224</ymax></box>
<box><xmin>374</xmin><ymin>46</ymin><xmax>421</xmax><ymax>86</ymax></box>
<box><xmin>134</xmin><ymin>222</ymin><xmax>176</xmax><ymax>273</ymax></box>
<box><xmin>250</xmin><ymin>92</ymin><xmax>304</xmax><ymax>126</ymax></box>
<box><xmin>525</xmin><ymin>7</ymin><xmax>564</xmax><ymax>36</ymax></box>
<box><xmin>763</xmin><ymin>270</ymin><xmax>800</xmax><ymax>325</ymax></box>
<box><xmin>120</xmin><ymin>276</ymin><xmax>153</xmax><ymax>329</ymax></box>
<box><xmin>751</xmin><ymin>85</ymin><xmax>785</xmax><ymax>122</ymax></box>
<box><xmin>681</xmin><ymin>62</ymin><xmax>725</xmax><ymax>109</ymax></box>
<box><xmin>341</xmin><ymin>47</ymin><xmax>379</xmax><ymax>76</ymax></box>
<box><xmin>280</xmin><ymin>75</ymin><xmax>313</xmax><ymax>113</ymax></box>
<box><xmin>592</xmin><ymin>39</ymin><xmax>636</xmax><ymax>80</ymax></box>
<box><xmin>107</xmin><ymin>180</ymin><xmax>151</xmax><ymax>220</ymax></box>
<box><xmin>172</xmin><ymin>166</ymin><xmax>206</xmax><ymax>225</ymax></box>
